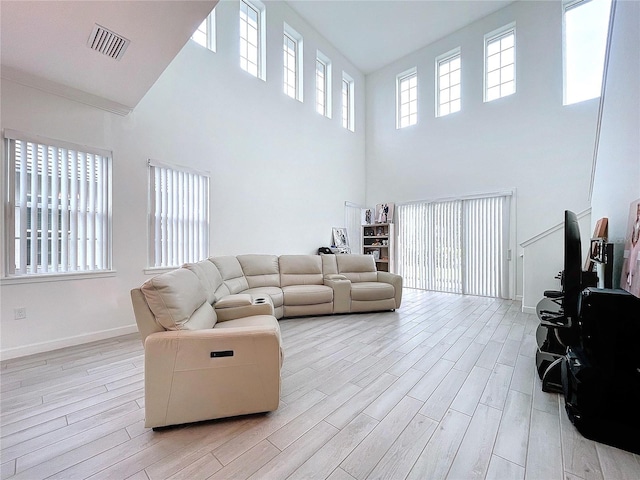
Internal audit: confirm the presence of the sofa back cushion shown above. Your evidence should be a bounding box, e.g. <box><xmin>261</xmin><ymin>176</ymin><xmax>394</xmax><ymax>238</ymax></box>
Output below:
<box><xmin>140</xmin><ymin>268</ymin><xmax>217</xmax><ymax>331</ymax></box>
<box><xmin>336</xmin><ymin>254</ymin><xmax>378</xmax><ymax>282</ymax></box>
<box><xmin>321</xmin><ymin>254</ymin><xmax>339</xmax><ymax>276</ymax></box>
<box><xmin>237</xmin><ymin>254</ymin><xmax>280</xmax><ymax>288</ymax></box>
<box><xmin>183</xmin><ymin>259</ymin><xmax>225</xmax><ymax>304</ymax></box>
<box><xmin>210</xmin><ymin>256</ymin><xmax>249</xmax><ymax>294</ymax></box>
<box><xmin>279</xmin><ymin>255</ymin><xmax>323</xmax><ymax>287</ymax></box>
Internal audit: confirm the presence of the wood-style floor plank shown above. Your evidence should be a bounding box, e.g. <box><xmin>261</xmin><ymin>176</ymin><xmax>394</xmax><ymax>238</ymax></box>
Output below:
<box><xmin>1</xmin><ymin>290</ymin><xmax>637</xmax><ymax>480</ymax></box>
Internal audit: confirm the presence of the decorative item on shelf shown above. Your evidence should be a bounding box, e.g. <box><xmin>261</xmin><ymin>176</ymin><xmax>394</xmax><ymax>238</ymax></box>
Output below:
<box><xmin>372</xmin><ymin>240</ymin><xmax>381</xmax><ymax>246</ymax></box>
<box><xmin>584</xmin><ymin>217</ymin><xmax>608</xmax><ymax>270</ymax></box>
<box><xmin>621</xmin><ymin>198</ymin><xmax>640</xmax><ymax>298</ymax></box>
<box><xmin>365</xmin><ymin>209</ymin><xmax>372</xmax><ymax>224</ymax></box>
<box><xmin>372</xmin><ymin>250</ymin><xmax>380</xmax><ymax>261</ymax></box>
<box><xmin>377</xmin><ymin>227</ymin><xmax>384</xmax><ymax>236</ymax></box>
<box><xmin>382</xmin><ymin>239</ymin><xmax>388</xmax><ymax>246</ymax></box>
<box><xmin>332</xmin><ymin>227</ymin><xmax>349</xmax><ymax>249</ymax></box>
<box><xmin>375</xmin><ymin>202</ymin><xmax>395</xmax><ymax>224</ymax></box>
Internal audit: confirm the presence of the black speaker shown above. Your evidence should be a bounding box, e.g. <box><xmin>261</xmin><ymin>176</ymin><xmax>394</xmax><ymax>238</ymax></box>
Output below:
<box><xmin>578</xmin><ymin>288</ymin><xmax>640</xmax><ymax>373</ymax></box>
<box><xmin>562</xmin><ymin>347</ymin><xmax>640</xmax><ymax>454</ymax></box>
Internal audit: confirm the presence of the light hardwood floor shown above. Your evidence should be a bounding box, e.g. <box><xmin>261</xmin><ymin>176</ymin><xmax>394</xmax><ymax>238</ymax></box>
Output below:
<box><xmin>2</xmin><ymin>289</ymin><xmax>639</xmax><ymax>480</ymax></box>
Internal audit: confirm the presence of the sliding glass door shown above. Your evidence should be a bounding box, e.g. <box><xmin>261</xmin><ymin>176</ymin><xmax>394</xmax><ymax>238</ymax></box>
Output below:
<box><xmin>398</xmin><ymin>194</ymin><xmax>510</xmax><ymax>298</ymax></box>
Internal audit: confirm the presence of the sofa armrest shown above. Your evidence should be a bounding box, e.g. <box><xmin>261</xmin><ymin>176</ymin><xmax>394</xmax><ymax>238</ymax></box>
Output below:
<box><xmin>377</xmin><ymin>271</ymin><xmax>403</xmax><ymax>309</ymax></box>
<box><xmin>324</xmin><ymin>274</ymin><xmax>347</xmax><ymax>281</ymax></box>
<box><xmin>324</xmin><ymin>276</ymin><xmax>351</xmax><ymax>314</ymax></box>
<box><xmin>143</xmin><ymin>320</ymin><xmax>282</xmax><ymax>428</ymax></box>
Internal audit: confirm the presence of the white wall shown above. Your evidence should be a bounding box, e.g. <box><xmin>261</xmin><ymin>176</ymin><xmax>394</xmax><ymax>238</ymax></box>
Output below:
<box><xmin>521</xmin><ymin>210</ymin><xmax>592</xmax><ymax>314</ymax></box>
<box><xmin>365</xmin><ymin>0</ymin><xmax>600</xmax><ymax>302</ymax></box>
<box><xmin>590</xmin><ymin>0</ymin><xmax>640</xmax><ymax>286</ymax></box>
<box><xmin>0</xmin><ymin>0</ymin><xmax>365</xmax><ymax>358</ymax></box>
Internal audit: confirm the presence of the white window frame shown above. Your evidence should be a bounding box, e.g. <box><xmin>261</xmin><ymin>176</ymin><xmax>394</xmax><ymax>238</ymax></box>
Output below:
<box><xmin>396</xmin><ymin>67</ymin><xmax>418</xmax><ymax>128</ymax></box>
<box><xmin>562</xmin><ymin>0</ymin><xmax>612</xmax><ymax>106</ymax></box>
<box><xmin>436</xmin><ymin>49</ymin><xmax>461</xmax><ymax>117</ymax></box>
<box><xmin>316</xmin><ymin>50</ymin><xmax>332</xmax><ymax>118</ymax></box>
<box><xmin>239</xmin><ymin>0</ymin><xmax>266</xmax><ymax>80</ymax></box>
<box><xmin>191</xmin><ymin>9</ymin><xmax>216</xmax><ymax>52</ymax></box>
<box><xmin>484</xmin><ymin>23</ymin><xmax>516</xmax><ymax>102</ymax></box>
<box><xmin>342</xmin><ymin>72</ymin><xmax>355</xmax><ymax>132</ymax></box>
<box><xmin>147</xmin><ymin>160</ymin><xmax>209</xmax><ymax>269</ymax></box>
<box><xmin>283</xmin><ymin>23</ymin><xmax>303</xmax><ymax>101</ymax></box>
<box><xmin>3</xmin><ymin>129</ymin><xmax>113</xmax><ymax>278</ymax></box>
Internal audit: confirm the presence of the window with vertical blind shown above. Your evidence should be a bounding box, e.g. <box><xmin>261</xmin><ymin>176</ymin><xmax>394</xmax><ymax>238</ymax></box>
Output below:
<box><xmin>397</xmin><ymin>194</ymin><xmax>510</xmax><ymax>298</ymax></box>
<box><xmin>4</xmin><ymin>130</ymin><xmax>112</xmax><ymax>276</ymax></box>
<box><xmin>148</xmin><ymin>160</ymin><xmax>209</xmax><ymax>268</ymax></box>
<box><xmin>344</xmin><ymin>202</ymin><xmax>365</xmax><ymax>254</ymax></box>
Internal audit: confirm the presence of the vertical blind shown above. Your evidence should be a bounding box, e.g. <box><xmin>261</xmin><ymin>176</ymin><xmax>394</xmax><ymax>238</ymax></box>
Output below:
<box><xmin>148</xmin><ymin>160</ymin><xmax>209</xmax><ymax>268</ymax></box>
<box><xmin>344</xmin><ymin>203</ymin><xmax>364</xmax><ymax>253</ymax></box>
<box><xmin>398</xmin><ymin>194</ymin><xmax>510</xmax><ymax>298</ymax></box>
<box><xmin>6</xmin><ymin>131</ymin><xmax>112</xmax><ymax>275</ymax></box>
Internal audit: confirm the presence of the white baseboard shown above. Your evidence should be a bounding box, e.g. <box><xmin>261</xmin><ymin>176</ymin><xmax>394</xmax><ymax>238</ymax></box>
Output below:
<box><xmin>0</xmin><ymin>324</ymin><xmax>139</xmax><ymax>361</ymax></box>
<box><xmin>522</xmin><ymin>305</ymin><xmax>537</xmax><ymax>315</ymax></box>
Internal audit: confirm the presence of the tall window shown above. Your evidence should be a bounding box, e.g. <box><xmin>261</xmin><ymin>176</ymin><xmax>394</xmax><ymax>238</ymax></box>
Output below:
<box><xmin>485</xmin><ymin>25</ymin><xmax>516</xmax><ymax>102</ymax></box>
<box><xmin>240</xmin><ymin>0</ymin><xmax>265</xmax><ymax>79</ymax></box>
<box><xmin>397</xmin><ymin>194</ymin><xmax>511</xmax><ymax>298</ymax></box>
<box><xmin>563</xmin><ymin>0</ymin><xmax>612</xmax><ymax>105</ymax></box>
<box><xmin>148</xmin><ymin>161</ymin><xmax>209</xmax><ymax>269</ymax></box>
<box><xmin>191</xmin><ymin>9</ymin><xmax>216</xmax><ymax>52</ymax></box>
<box><xmin>4</xmin><ymin>130</ymin><xmax>112</xmax><ymax>276</ymax></box>
<box><xmin>283</xmin><ymin>24</ymin><xmax>303</xmax><ymax>101</ymax></box>
<box><xmin>397</xmin><ymin>68</ymin><xmax>418</xmax><ymax>128</ymax></box>
<box><xmin>316</xmin><ymin>51</ymin><xmax>332</xmax><ymax>117</ymax></box>
<box><xmin>342</xmin><ymin>73</ymin><xmax>355</xmax><ymax>131</ymax></box>
<box><xmin>437</xmin><ymin>49</ymin><xmax>461</xmax><ymax>117</ymax></box>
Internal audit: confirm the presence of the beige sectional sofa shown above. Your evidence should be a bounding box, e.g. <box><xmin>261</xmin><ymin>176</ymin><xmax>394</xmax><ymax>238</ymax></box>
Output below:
<box><xmin>206</xmin><ymin>253</ymin><xmax>403</xmax><ymax>319</ymax></box>
<box><xmin>130</xmin><ymin>253</ymin><xmax>402</xmax><ymax>429</ymax></box>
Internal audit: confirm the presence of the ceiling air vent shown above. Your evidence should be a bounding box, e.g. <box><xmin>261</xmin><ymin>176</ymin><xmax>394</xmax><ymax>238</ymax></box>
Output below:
<box><xmin>87</xmin><ymin>24</ymin><xmax>130</xmax><ymax>61</ymax></box>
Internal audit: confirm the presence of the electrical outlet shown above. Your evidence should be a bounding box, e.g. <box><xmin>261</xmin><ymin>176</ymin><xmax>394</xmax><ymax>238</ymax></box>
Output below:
<box><xmin>14</xmin><ymin>307</ymin><xmax>26</xmax><ymax>320</ymax></box>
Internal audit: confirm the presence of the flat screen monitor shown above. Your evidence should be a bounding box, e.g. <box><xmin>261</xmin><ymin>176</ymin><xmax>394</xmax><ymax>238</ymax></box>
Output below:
<box><xmin>564</xmin><ymin>210</ymin><xmax>582</xmax><ymax>319</ymax></box>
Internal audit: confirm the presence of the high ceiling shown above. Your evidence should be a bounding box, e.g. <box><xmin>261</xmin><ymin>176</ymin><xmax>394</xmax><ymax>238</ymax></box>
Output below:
<box><xmin>0</xmin><ymin>0</ymin><xmax>217</xmax><ymax>114</ymax></box>
<box><xmin>1</xmin><ymin>0</ymin><xmax>515</xmax><ymax>114</ymax></box>
<box><xmin>288</xmin><ymin>0</ymin><xmax>515</xmax><ymax>74</ymax></box>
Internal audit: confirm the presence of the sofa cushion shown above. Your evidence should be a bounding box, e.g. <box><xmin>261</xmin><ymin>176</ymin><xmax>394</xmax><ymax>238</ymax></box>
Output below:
<box><xmin>282</xmin><ymin>284</ymin><xmax>333</xmax><ymax>306</ymax></box>
<box><xmin>321</xmin><ymin>254</ymin><xmax>339</xmax><ymax>275</ymax></box>
<box><xmin>140</xmin><ymin>268</ymin><xmax>216</xmax><ymax>331</ymax></box>
<box><xmin>237</xmin><ymin>254</ymin><xmax>280</xmax><ymax>288</ymax></box>
<box><xmin>350</xmin><ymin>282</ymin><xmax>395</xmax><ymax>301</ymax></box>
<box><xmin>279</xmin><ymin>255</ymin><xmax>323</xmax><ymax>287</ymax></box>
<box><xmin>183</xmin><ymin>260</ymin><xmax>224</xmax><ymax>304</ymax></box>
<box><xmin>336</xmin><ymin>255</ymin><xmax>378</xmax><ymax>283</ymax></box>
<box><xmin>211</xmin><ymin>256</ymin><xmax>249</xmax><ymax>294</ymax></box>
